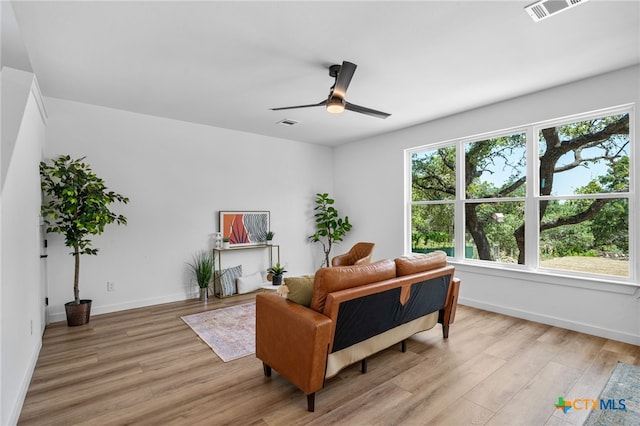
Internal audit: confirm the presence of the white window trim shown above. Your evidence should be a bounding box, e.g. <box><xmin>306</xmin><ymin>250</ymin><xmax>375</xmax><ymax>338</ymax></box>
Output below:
<box><xmin>406</xmin><ymin>104</ymin><xmax>637</xmax><ymax>286</ymax></box>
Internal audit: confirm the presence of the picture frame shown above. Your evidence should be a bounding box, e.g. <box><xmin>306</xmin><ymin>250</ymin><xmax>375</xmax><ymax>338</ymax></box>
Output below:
<box><xmin>219</xmin><ymin>211</ymin><xmax>270</xmax><ymax>246</ymax></box>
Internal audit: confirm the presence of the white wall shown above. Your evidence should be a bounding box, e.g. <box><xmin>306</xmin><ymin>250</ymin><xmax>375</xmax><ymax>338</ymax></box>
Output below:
<box><xmin>1</xmin><ymin>67</ymin><xmax>47</xmax><ymax>426</ymax></box>
<box><xmin>334</xmin><ymin>65</ymin><xmax>640</xmax><ymax>345</ymax></box>
<box><xmin>44</xmin><ymin>98</ymin><xmax>333</xmax><ymax>321</ymax></box>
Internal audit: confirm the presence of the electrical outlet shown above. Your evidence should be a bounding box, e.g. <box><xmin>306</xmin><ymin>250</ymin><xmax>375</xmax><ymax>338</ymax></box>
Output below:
<box><xmin>107</xmin><ymin>281</ymin><xmax>115</xmax><ymax>292</ymax></box>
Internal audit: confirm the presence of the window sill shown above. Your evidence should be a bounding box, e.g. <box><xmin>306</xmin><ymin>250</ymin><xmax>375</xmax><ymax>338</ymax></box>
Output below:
<box><xmin>448</xmin><ymin>259</ymin><xmax>639</xmax><ymax>295</ymax></box>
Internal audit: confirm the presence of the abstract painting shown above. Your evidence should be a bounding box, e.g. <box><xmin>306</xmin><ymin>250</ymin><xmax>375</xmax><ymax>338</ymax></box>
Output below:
<box><xmin>219</xmin><ymin>211</ymin><xmax>270</xmax><ymax>246</ymax></box>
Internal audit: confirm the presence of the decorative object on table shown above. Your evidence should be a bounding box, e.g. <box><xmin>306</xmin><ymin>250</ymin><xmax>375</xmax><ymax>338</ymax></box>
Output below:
<box><xmin>181</xmin><ymin>303</ymin><xmax>256</xmax><ymax>362</ymax></box>
<box><xmin>265</xmin><ymin>231</ymin><xmax>275</xmax><ymax>245</ymax></box>
<box><xmin>186</xmin><ymin>250</ymin><xmax>214</xmax><ymax>301</ymax></box>
<box><xmin>214</xmin><ymin>264</ymin><xmax>242</xmax><ymax>297</ymax></box>
<box><xmin>214</xmin><ymin>232</ymin><xmax>223</xmax><ymax>248</ymax></box>
<box><xmin>583</xmin><ymin>362</ymin><xmax>640</xmax><ymax>426</ymax></box>
<box><xmin>219</xmin><ymin>211</ymin><xmax>269</xmax><ymax>246</ymax></box>
<box><xmin>308</xmin><ymin>192</ymin><xmax>352</xmax><ymax>267</ymax></box>
<box><xmin>267</xmin><ymin>263</ymin><xmax>287</xmax><ymax>286</ymax></box>
<box><xmin>222</xmin><ymin>237</ymin><xmax>230</xmax><ymax>249</ymax></box>
<box><xmin>39</xmin><ymin>155</ymin><xmax>129</xmax><ymax>326</ymax></box>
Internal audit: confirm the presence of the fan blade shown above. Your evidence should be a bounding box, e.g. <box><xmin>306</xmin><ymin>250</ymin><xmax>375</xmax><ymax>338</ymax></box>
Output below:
<box><xmin>332</xmin><ymin>61</ymin><xmax>357</xmax><ymax>99</ymax></box>
<box><xmin>344</xmin><ymin>102</ymin><xmax>391</xmax><ymax>119</ymax></box>
<box><xmin>270</xmin><ymin>100</ymin><xmax>326</xmax><ymax>111</ymax></box>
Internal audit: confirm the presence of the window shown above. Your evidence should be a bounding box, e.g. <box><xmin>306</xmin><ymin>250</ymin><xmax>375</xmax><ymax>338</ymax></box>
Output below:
<box><xmin>408</xmin><ymin>106</ymin><xmax>633</xmax><ymax>280</ymax></box>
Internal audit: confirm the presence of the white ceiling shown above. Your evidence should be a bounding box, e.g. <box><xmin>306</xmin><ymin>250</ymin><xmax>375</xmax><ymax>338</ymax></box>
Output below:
<box><xmin>6</xmin><ymin>0</ymin><xmax>640</xmax><ymax>146</ymax></box>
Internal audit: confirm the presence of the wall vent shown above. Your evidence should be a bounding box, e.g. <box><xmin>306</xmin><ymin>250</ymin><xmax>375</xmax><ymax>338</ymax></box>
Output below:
<box><xmin>525</xmin><ymin>0</ymin><xmax>589</xmax><ymax>22</ymax></box>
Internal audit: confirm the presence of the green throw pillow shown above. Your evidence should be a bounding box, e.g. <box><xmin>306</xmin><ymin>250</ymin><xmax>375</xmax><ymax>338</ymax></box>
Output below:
<box><xmin>284</xmin><ymin>275</ymin><xmax>314</xmax><ymax>307</ymax></box>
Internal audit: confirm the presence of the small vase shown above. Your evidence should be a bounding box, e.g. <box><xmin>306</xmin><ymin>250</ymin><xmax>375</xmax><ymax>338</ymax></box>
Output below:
<box><xmin>214</xmin><ymin>232</ymin><xmax>223</xmax><ymax>248</ymax></box>
<box><xmin>199</xmin><ymin>287</ymin><xmax>209</xmax><ymax>301</ymax></box>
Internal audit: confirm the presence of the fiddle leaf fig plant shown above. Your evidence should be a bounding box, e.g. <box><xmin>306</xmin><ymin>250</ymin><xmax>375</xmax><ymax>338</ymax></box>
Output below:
<box><xmin>308</xmin><ymin>192</ymin><xmax>352</xmax><ymax>267</ymax></box>
<box><xmin>40</xmin><ymin>155</ymin><xmax>129</xmax><ymax>304</ymax></box>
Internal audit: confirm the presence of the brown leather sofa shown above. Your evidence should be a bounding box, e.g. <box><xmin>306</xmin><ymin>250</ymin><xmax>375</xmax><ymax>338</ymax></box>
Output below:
<box><xmin>255</xmin><ymin>251</ymin><xmax>460</xmax><ymax>412</ymax></box>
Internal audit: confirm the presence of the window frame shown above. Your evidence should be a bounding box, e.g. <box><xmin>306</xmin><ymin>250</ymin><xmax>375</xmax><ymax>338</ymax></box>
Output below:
<box><xmin>406</xmin><ymin>104</ymin><xmax>636</xmax><ymax>284</ymax></box>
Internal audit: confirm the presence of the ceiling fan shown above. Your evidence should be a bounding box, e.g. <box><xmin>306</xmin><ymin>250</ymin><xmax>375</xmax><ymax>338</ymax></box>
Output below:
<box><xmin>270</xmin><ymin>61</ymin><xmax>391</xmax><ymax>119</ymax></box>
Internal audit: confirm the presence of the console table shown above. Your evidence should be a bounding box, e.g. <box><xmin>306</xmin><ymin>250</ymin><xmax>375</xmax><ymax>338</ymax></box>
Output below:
<box><xmin>213</xmin><ymin>244</ymin><xmax>280</xmax><ymax>297</ymax></box>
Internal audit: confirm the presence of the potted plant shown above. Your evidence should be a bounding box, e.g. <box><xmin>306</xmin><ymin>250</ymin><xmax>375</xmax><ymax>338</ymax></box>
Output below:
<box><xmin>187</xmin><ymin>250</ymin><xmax>214</xmax><ymax>301</ymax></box>
<box><xmin>265</xmin><ymin>231</ymin><xmax>275</xmax><ymax>245</ymax></box>
<box><xmin>222</xmin><ymin>237</ymin><xmax>231</xmax><ymax>249</ymax></box>
<box><xmin>267</xmin><ymin>263</ymin><xmax>287</xmax><ymax>286</ymax></box>
<box><xmin>308</xmin><ymin>192</ymin><xmax>352</xmax><ymax>267</ymax></box>
<box><xmin>40</xmin><ymin>155</ymin><xmax>129</xmax><ymax>326</ymax></box>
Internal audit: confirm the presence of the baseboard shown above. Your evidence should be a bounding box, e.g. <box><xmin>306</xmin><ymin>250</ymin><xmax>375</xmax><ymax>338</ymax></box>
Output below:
<box><xmin>459</xmin><ymin>297</ymin><xmax>640</xmax><ymax>346</ymax></box>
<box><xmin>7</xmin><ymin>339</ymin><xmax>42</xmax><ymax>426</ymax></box>
<box><xmin>47</xmin><ymin>292</ymin><xmax>189</xmax><ymax>324</ymax></box>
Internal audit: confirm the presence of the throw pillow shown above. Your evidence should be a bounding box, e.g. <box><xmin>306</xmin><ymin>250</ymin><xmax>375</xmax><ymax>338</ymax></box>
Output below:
<box><xmin>215</xmin><ymin>264</ymin><xmax>242</xmax><ymax>297</ymax></box>
<box><xmin>236</xmin><ymin>271</ymin><xmax>265</xmax><ymax>294</ymax></box>
<box><xmin>283</xmin><ymin>275</ymin><xmax>314</xmax><ymax>307</ymax></box>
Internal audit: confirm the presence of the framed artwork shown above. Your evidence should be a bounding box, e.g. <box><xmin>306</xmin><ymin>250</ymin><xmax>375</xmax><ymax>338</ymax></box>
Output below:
<box><xmin>219</xmin><ymin>211</ymin><xmax>270</xmax><ymax>246</ymax></box>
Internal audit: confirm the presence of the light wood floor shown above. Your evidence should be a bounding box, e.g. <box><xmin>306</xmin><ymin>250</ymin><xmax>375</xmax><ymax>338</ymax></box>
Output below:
<box><xmin>19</xmin><ymin>294</ymin><xmax>640</xmax><ymax>425</ymax></box>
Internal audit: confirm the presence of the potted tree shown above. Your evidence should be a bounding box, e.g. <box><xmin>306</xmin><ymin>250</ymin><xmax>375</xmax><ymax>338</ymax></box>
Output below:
<box><xmin>40</xmin><ymin>155</ymin><xmax>129</xmax><ymax>326</ymax></box>
<box><xmin>267</xmin><ymin>263</ymin><xmax>287</xmax><ymax>286</ymax></box>
<box><xmin>308</xmin><ymin>193</ymin><xmax>352</xmax><ymax>267</ymax></box>
<box><xmin>187</xmin><ymin>250</ymin><xmax>214</xmax><ymax>301</ymax></box>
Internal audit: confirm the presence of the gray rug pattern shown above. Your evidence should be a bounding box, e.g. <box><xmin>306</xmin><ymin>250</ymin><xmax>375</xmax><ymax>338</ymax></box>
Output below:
<box><xmin>583</xmin><ymin>362</ymin><xmax>640</xmax><ymax>426</ymax></box>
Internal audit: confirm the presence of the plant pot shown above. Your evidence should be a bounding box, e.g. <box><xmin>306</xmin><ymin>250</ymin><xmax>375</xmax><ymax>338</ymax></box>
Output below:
<box><xmin>223</xmin><ymin>242</ymin><xmax>230</xmax><ymax>249</ymax></box>
<box><xmin>266</xmin><ymin>239</ymin><xmax>273</xmax><ymax>245</ymax></box>
<box><xmin>199</xmin><ymin>287</ymin><xmax>209</xmax><ymax>301</ymax></box>
<box><xmin>65</xmin><ymin>299</ymin><xmax>92</xmax><ymax>326</ymax></box>
<box><xmin>272</xmin><ymin>275</ymin><xmax>283</xmax><ymax>286</ymax></box>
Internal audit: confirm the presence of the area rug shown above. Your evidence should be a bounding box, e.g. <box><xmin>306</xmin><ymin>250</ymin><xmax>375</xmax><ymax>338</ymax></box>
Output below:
<box><xmin>181</xmin><ymin>302</ymin><xmax>255</xmax><ymax>362</ymax></box>
<box><xmin>583</xmin><ymin>362</ymin><xmax>640</xmax><ymax>425</ymax></box>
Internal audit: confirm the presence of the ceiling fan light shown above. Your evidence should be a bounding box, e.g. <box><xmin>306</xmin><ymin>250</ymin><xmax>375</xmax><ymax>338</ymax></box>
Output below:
<box><xmin>326</xmin><ymin>97</ymin><xmax>345</xmax><ymax>114</ymax></box>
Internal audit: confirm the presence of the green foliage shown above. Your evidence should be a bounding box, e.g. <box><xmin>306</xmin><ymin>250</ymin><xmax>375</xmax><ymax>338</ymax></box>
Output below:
<box><xmin>266</xmin><ymin>231</ymin><xmax>275</xmax><ymax>240</ymax></box>
<box><xmin>412</xmin><ymin>112</ymin><xmax>629</xmax><ymax>266</ymax></box>
<box><xmin>40</xmin><ymin>155</ymin><xmax>129</xmax><ymax>303</ymax></box>
<box><xmin>187</xmin><ymin>250</ymin><xmax>214</xmax><ymax>289</ymax></box>
<box><xmin>411</xmin><ymin>146</ymin><xmax>456</xmax><ymax>201</ymax></box>
<box><xmin>308</xmin><ymin>193</ymin><xmax>352</xmax><ymax>267</ymax></box>
<box><xmin>590</xmin><ymin>198</ymin><xmax>628</xmax><ymax>252</ymax></box>
<box><xmin>267</xmin><ymin>263</ymin><xmax>287</xmax><ymax>276</ymax></box>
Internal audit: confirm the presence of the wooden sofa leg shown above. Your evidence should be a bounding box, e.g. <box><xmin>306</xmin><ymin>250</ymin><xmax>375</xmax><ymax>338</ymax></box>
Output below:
<box><xmin>307</xmin><ymin>393</ymin><xmax>315</xmax><ymax>412</ymax></box>
<box><xmin>263</xmin><ymin>363</ymin><xmax>272</xmax><ymax>377</ymax></box>
<box><xmin>361</xmin><ymin>358</ymin><xmax>367</xmax><ymax>374</ymax></box>
<box><xmin>401</xmin><ymin>340</ymin><xmax>407</xmax><ymax>353</ymax></box>
<box><xmin>442</xmin><ymin>324</ymin><xmax>450</xmax><ymax>339</ymax></box>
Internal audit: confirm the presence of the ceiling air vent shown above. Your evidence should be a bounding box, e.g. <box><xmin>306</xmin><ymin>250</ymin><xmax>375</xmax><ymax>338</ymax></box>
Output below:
<box><xmin>277</xmin><ymin>118</ymin><xmax>299</xmax><ymax>126</ymax></box>
<box><xmin>525</xmin><ymin>0</ymin><xmax>589</xmax><ymax>22</ymax></box>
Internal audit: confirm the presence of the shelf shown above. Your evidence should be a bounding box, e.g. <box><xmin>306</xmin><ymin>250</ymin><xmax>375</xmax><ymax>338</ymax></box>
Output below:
<box><xmin>213</xmin><ymin>244</ymin><xmax>280</xmax><ymax>298</ymax></box>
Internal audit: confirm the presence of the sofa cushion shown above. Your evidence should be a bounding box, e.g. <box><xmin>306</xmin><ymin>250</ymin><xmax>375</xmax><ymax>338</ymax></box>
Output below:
<box><xmin>394</xmin><ymin>251</ymin><xmax>447</xmax><ymax>277</ymax></box>
<box><xmin>310</xmin><ymin>259</ymin><xmax>396</xmax><ymax>313</ymax></box>
<box><xmin>284</xmin><ymin>275</ymin><xmax>315</xmax><ymax>307</ymax></box>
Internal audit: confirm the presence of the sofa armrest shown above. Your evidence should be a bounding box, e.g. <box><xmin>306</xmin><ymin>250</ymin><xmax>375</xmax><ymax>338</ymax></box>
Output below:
<box><xmin>256</xmin><ymin>292</ymin><xmax>333</xmax><ymax>395</ymax></box>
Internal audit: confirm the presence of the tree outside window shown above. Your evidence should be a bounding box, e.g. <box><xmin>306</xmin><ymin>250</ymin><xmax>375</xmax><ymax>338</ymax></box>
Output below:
<box><xmin>409</xmin><ymin>109</ymin><xmax>631</xmax><ymax>279</ymax></box>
